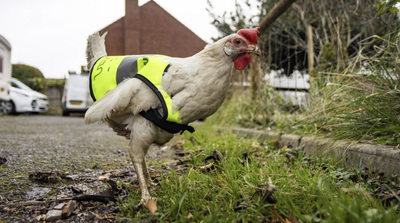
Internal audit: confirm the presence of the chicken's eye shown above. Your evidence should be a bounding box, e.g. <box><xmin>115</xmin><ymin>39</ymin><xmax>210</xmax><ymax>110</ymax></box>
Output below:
<box><xmin>234</xmin><ymin>39</ymin><xmax>242</xmax><ymax>45</ymax></box>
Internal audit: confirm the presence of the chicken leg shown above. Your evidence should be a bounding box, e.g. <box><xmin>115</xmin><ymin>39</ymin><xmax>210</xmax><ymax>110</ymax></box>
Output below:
<box><xmin>128</xmin><ymin>128</ymin><xmax>153</xmax><ymax>205</ymax></box>
<box><xmin>142</xmin><ymin>157</ymin><xmax>154</xmax><ymax>186</ymax></box>
<box><xmin>129</xmin><ymin>149</ymin><xmax>152</xmax><ymax>204</ymax></box>
<box><xmin>132</xmin><ymin>161</ymin><xmax>151</xmax><ymax>204</ymax></box>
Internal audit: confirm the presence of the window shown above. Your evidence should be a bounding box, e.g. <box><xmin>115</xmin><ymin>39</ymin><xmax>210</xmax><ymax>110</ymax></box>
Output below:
<box><xmin>11</xmin><ymin>82</ymin><xmax>19</xmax><ymax>88</ymax></box>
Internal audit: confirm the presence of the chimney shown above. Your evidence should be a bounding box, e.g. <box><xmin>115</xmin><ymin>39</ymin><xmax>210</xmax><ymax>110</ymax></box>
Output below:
<box><xmin>124</xmin><ymin>0</ymin><xmax>141</xmax><ymax>55</ymax></box>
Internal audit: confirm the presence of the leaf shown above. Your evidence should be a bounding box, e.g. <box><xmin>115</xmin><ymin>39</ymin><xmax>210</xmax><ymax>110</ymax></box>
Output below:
<box><xmin>252</xmin><ymin>141</ymin><xmax>260</xmax><ymax>149</ymax></box>
<box><xmin>388</xmin><ymin>125</ymin><xmax>400</xmax><ymax>134</ymax></box>
<box><xmin>144</xmin><ymin>199</ymin><xmax>158</xmax><ymax>214</ymax></box>
<box><xmin>213</xmin><ymin>149</ymin><xmax>223</xmax><ymax>162</ymax></box>
<box><xmin>98</xmin><ymin>173</ymin><xmax>110</xmax><ymax>182</ymax></box>
<box><xmin>200</xmin><ymin>163</ymin><xmax>214</xmax><ymax>171</ymax></box>
<box><xmin>377</xmin><ymin>0</ymin><xmax>399</xmax><ymax>15</ymax></box>
<box><xmin>216</xmin><ymin>180</ymin><xmax>228</xmax><ymax>189</ymax></box>
<box><xmin>375</xmin><ymin>2</ymin><xmax>384</xmax><ymax>9</ymax></box>
<box><xmin>343</xmin><ymin>172</ymin><xmax>355</xmax><ymax>180</ymax></box>
<box><xmin>377</xmin><ymin>8</ymin><xmax>386</xmax><ymax>15</ymax></box>
<box><xmin>237</xmin><ymin>157</ymin><xmax>244</xmax><ymax>166</ymax></box>
<box><xmin>389</xmin><ymin>7</ymin><xmax>399</xmax><ymax>13</ymax></box>
<box><xmin>376</xmin><ymin>137</ymin><xmax>386</xmax><ymax>145</ymax></box>
<box><xmin>386</xmin><ymin>138</ymin><xmax>397</xmax><ymax>146</ymax></box>
<box><xmin>234</xmin><ymin>201</ymin><xmax>249</xmax><ymax>211</ymax></box>
<box><xmin>170</xmin><ymin>140</ymin><xmax>185</xmax><ymax>150</ymax></box>
<box><xmin>288</xmin><ymin>209</ymin><xmax>299</xmax><ymax>223</ymax></box>
<box><xmin>385</xmin><ymin>0</ymin><xmax>399</xmax><ymax>10</ymax></box>
<box><xmin>365</xmin><ymin>208</ymin><xmax>379</xmax><ymax>217</ymax></box>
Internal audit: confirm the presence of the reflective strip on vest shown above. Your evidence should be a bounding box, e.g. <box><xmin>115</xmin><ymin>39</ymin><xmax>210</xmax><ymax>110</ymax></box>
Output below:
<box><xmin>89</xmin><ymin>55</ymin><xmax>181</xmax><ymax>124</ymax></box>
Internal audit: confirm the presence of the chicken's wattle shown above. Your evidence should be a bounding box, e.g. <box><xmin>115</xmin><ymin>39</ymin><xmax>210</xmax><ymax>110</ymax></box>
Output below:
<box><xmin>234</xmin><ymin>53</ymin><xmax>252</xmax><ymax>70</ymax></box>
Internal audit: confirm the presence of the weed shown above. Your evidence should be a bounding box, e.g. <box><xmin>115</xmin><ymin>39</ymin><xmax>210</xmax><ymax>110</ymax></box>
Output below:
<box><xmin>300</xmin><ymin>30</ymin><xmax>400</xmax><ymax>145</ymax></box>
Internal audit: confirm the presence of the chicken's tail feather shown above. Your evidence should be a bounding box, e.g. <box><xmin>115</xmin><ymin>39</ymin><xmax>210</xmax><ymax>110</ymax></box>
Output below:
<box><xmin>86</xmin><ymin>32</ymin><xmax>107</xmax><ymax>71</ymax></box>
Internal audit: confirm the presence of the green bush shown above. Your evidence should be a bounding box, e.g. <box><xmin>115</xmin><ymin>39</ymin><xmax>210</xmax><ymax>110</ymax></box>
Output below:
<box><xmin>12</xmin><ymin>64</ymin><xmax>44</xmax><ymax>81</ymax></box>
<box><xmin>26</xmin><ymin>78</ymin><xmax>65</xmax><ymax>93</ymax></box>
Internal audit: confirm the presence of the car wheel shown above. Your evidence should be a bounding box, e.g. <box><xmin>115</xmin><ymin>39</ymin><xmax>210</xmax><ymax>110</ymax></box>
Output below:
<box><xmin>61</xmin><ymin>102</ymin><xmax>70</xmax><ymax>116</ymax></box>
<box><xmin>1</xmin><ymin>100</ymin><xmax>16</xmax><ymax>115</ymax></box>
<box><xmin>62</xmin><ymin>109</ymin><xmax>70</xmax><ymax>116</ymax></box>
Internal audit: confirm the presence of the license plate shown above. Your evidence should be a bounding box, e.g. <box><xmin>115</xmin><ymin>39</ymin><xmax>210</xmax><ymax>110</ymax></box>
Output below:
<box><xmin>70</xmin><ymin>101</ymin><xmax>82</xmax><ymax>105</ymax></box>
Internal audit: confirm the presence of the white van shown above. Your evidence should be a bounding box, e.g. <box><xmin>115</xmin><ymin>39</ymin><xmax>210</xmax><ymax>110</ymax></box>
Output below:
<box><xmin>61</xmin><ymin>72</ymin><xmax>93</xmax><ymax>116</ymax></box>
<box><xmin>0</xmin><ymin>35</ymin><xmax>12</xmax><ymax>106</ymax></box>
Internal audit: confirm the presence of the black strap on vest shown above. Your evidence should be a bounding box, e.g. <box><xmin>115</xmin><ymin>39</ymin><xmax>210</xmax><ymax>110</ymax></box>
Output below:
<box><xmin>140</xmin><ymin>109</ymin><xmax>195</xmax><ymax>134</ymax></box>
<box><xmin>133</xmin><ymin>73</ymin><xmax>195</xmax><ymax>134</ymax></box>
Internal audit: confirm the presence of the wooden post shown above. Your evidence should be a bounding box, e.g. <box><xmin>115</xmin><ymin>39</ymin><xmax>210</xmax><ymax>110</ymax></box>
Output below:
<box><xmin>306</xmin><ymin>25</ymin><xmax>314</xmax><ymax>71</ymax></box>
<box><xmin>307</xmin><ymin>25</ymin><xmax>314</xmax><ymax>90</ymax></box>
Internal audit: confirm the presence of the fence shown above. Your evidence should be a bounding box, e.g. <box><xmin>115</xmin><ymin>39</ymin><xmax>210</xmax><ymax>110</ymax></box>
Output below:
<box><xmin>46</xmin><ymin>86</ymin><xmax>63</xmax><ymax>108</ymax></box>
<box><xmin>264</xmin><ymin>70</ymin><xmax>310</xmax><ymax>106</ymax></box>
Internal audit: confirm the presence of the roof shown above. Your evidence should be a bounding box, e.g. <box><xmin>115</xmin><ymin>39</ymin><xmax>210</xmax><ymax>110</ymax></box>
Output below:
<box><xmin>0</xmin><ymin>35</ymin><xmax>12</xmax><ymax>51</ymax></box>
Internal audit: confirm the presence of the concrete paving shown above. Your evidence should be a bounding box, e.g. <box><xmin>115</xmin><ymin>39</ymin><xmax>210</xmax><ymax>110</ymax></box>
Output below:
<box><xmin>232</xmin><ymin>127</ymin><xmax>400</xmax><ymax>176</ymax></box>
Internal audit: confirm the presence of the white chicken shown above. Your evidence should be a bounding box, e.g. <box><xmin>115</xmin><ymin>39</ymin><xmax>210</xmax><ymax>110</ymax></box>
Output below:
<box><xmin>84</xmin><ymin>28</ymin><xmax>261</xmax><ymax>206</ymax></box>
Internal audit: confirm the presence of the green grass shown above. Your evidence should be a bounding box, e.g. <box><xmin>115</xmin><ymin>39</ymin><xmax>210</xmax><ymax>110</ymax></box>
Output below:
<box><xmin>208</xmin><ymin>87</ymin><xmax>297</xmax><ymax>131</ymax></box>
<box><xmin>117</xmin><ymin>124</ymin><xmax>400</xmax><ymax>222</ymax></box>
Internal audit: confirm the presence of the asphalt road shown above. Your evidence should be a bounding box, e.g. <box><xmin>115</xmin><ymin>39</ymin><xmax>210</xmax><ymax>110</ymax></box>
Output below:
<box><xmin>0</xmin><ymin>115</ymin><xmax>173</xmax><ymax>202</ymax></box>
<box><xmin>0</xmin><ymin>116</ymin><xmax>131</xmax><ymax>174</ymax></box>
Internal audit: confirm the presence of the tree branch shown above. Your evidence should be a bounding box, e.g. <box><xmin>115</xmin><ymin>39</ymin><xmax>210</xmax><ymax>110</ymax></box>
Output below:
<box><xmin>259</xmin><ymin>0</ymin><xmax>298</xmax><ymax>34</ymax></box>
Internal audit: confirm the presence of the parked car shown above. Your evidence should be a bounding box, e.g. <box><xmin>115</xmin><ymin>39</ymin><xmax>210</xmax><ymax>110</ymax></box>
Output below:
<box><xmin>61</xmin><ymin>73</ymin><xmax>93</xmax><ymax>116</ymax></box>
<box><xmin>0</xmin><ymin>78</ymin><xmax>49</xmax><ymax>115</ymax></box>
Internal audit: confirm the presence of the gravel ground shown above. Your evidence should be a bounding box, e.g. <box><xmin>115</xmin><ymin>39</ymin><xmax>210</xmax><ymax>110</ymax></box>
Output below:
<box><xmin>0</xmin><ymin>115</ymin><xmax>175</xmax><ymax>222</ymax></box>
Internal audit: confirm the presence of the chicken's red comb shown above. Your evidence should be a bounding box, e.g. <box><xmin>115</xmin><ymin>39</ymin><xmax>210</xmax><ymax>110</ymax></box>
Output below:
<box><xmin>237</xmin><ymin>27</ymin><xmax>260</xmax><ymax>45</ymax></box>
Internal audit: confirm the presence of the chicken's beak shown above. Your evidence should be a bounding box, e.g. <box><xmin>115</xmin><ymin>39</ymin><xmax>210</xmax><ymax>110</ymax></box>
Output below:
<box><xmin>247</xmin><ymin>45</ymin><xmax>261</xmax><ymax>56</ymax></box>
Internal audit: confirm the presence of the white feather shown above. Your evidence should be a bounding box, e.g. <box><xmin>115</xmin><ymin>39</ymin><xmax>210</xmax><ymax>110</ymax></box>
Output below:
<box><xmin>84</xmin><ymin>78</ymin><xmax>159</xmax><ymax>125</ymax></box>
<box><xmin>86</xmin><ymin>32</ymin><xmax>107</xmax><ymax>70</ymax></box>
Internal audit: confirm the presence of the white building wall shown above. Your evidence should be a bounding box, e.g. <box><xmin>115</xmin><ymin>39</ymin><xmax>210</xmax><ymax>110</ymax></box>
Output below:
<box><xmin>0</xmin><ymin>35</ymin><xmax>12</xmax><ymax>102</ymax></box>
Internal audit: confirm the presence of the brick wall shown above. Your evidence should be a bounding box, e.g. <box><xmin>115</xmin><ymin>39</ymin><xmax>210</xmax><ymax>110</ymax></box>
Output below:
<box><xmin>100</xmin><ymin>0</ymin><xmax>206</xmax><ymax>57</ymax></box>
<box><xmin>99</xmin><ymin>18</ymin><xmax>125</xmax><ymax>56</ymax></box>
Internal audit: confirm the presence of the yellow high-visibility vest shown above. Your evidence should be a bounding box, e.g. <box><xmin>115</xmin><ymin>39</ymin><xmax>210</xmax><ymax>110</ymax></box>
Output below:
<box><xmin>89</xmin><ymin>55</ymin><xmax>194</xmax><ymax>134</ymax></box>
